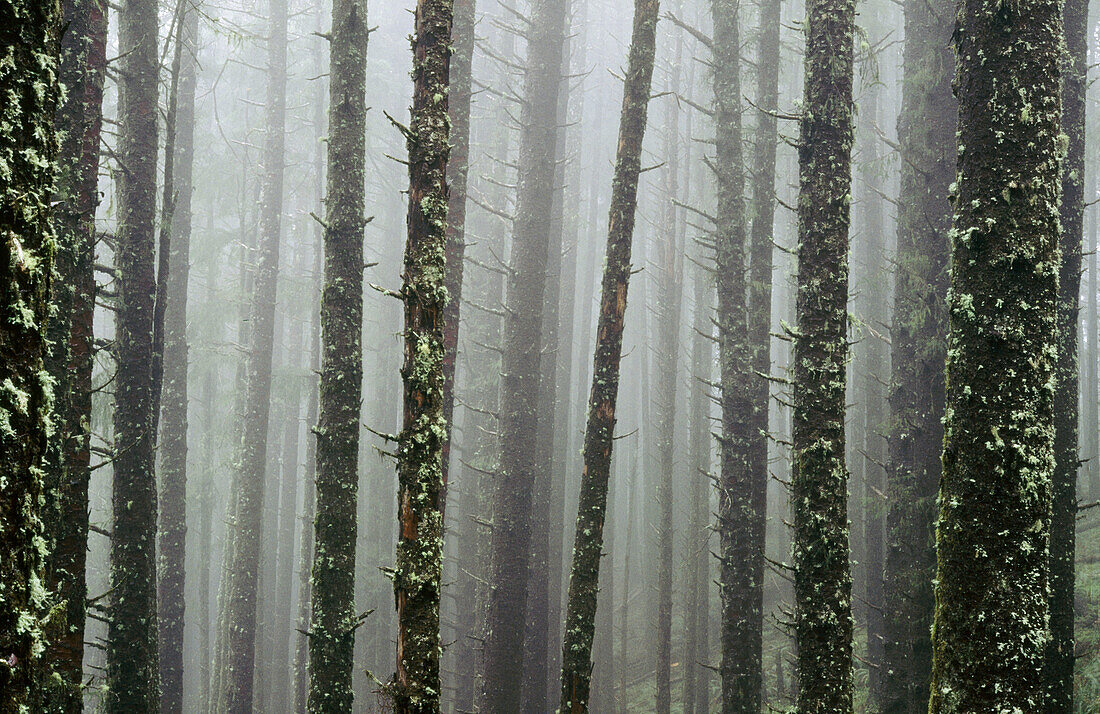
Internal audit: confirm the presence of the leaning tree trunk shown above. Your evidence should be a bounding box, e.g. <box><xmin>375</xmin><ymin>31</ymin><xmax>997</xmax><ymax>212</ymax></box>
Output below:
<box><xmin>44</xmin><ymin>0</ymin><xmax>107</xmax><ymax>709</ymax></box>
<box><xmin>791</xmin><ymin>0</ymin><xmax>856</xmax><ymax>707</ymax></box>
<box><xmin>558</xmin><ymin>0</ymin><xmax>659</xmax><ymax>709</ymax></box>
<box><xmin>391</xmin><ymin>1</ymin><xmax>452</xmax><ymax>713</ymax></box>
<box><xmin>157</xmin><ymin>4</ymin><xmax>199</xmax><ymax>712</ymax></box>
<box><xmin>214</xmin><ymin>0</ymin><xmax>286</xmax><ymax>710</ymax></box>
<box><xmin>0</xmin><ymin>1</ymin><xmax>60</xmax><ymax>708</ymax></box>
<box><xmin>107</xmin><ymin>0</ymin><xmax>161</xmax><ymax>708</ymax></box>
<box><xmin>1047</xmin><ymin>0</ymin><xmax>1085</xmax><ymax>706</ymax></box>
<box><xmin>928</xmin><ymin>0</ymin><xmax>1062</xmax><ymax>709</ymax></box>
<box><xmin>881</xmin><ymin>0</ymin><xmax>953</xmax><ymax>704</ymax></box>
<box><xmin>307</xmin><ymin>0</ymin><xmax>368</xmax><ymax>711</ymax></box>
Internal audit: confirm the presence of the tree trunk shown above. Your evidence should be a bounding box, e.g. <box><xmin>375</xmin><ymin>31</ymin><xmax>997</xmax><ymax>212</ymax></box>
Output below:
<box><xmin>107</xmin><ymin>0</ymin><xmax>161</xmax><ymax>707</ymax></box>
<box><xmin>157</xmin><ymin>4</ymin><xmax>199</xmax><ymax>711</ymax></box>
<box><xmin>308</xmin><ymin>0</ymin><xmax>368</xmax><ymax>711</ymax></box>
<box><xmin>791</xmin><ymin>0</ymin><xmax>856</xmax><ymax>706</ymax></box>
<box><xmin>44</xmin><ymin>0</ymin><xmax>107</xmax><ymax>709</ymax></box>
<box><xmin>928</xmin><ymin>0</ymin><xmax>1062</xmax><ymax>708</ymax></box>
<box><xmin>558</xmin><ymin>0</ymin><xmax>660</xmax><ymax>709</ymax></box>
<box><xmin>0</xmin><ymin>1</ymin><xmax>60</xmax><ymax>708</ymax></box>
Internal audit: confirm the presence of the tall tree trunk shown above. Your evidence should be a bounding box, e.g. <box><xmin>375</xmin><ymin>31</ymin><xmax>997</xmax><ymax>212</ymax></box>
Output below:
<box><xmin>0</xmin><ymin>1</ymin><xmax>60</xmax><ymax>708</ymax></box>
<box><xmin>480</xmin><ymin>0</ymin><xmax>568</xmax><ymax>709</ymax></box>
<box><xmin>791</xmin><ymin>0</ymin><xmax>856</xmax><ymax>706</ymax></box>
<box><xmin>881</xmin><ymin>0</ymin><xmax>953</xmax><ymax>704</ymax></box>
<box><xmin>392</xmin><ymin>1</ymin><xmax>452</xmax><ymax>713</ymax></box>
<box><xmin>157</xmin><ymin>4</ymin><xmax>199</xmax><ymax>712</ymax></box>
<box><xmin>308</xmin><ymin>0</ymin><xmax>368</xmax><ymax>710</ymax></box>
<box><xmin>928</xmin><ymin>0</ymin><xmax>1062</xmax><ymax>708</ymax></box>
<box><xmin>108</xmin><ymin>0</ymin><xmax>161</xmax><ymax>707</ymax></box>
<box><xmin>44</xmin><ymin>0</ymin><xmax>107</xmax><ymax>709</ymax></box>
<box><xmin>214</xmin><ymin>0</ymin><xmax>286</xmax><ymax>709</ymax></box>
<box><xmin>199</xmin><ymin>261</ymin><xmax>219</xmax><ymax>714</ymax></box>
<box><xmin>558</xmin><ymin>0</ymin><xmax>660</xmax><ymax>709</ymax></box>
<box><xmin>1088</xmin><ymin>215</ymin><xmax>1099</xmax><ymax>504</ymax></box>
<box><xmin>1047</xmin><ymin>0</ymin><xmax>1085</xmax><ymax>705</ymax></box>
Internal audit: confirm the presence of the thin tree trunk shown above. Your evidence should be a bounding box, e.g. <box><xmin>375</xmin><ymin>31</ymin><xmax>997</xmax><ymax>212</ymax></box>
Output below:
<box><xmin>107</xmin><ymin>0</ymin><xmax>161</xmax><ymax>706</ymax></box>
<box><xmin>791</xmin><ymin>0</ymin><xmax>856</xmax><ymax>706</ymax></box>
<box><xmin>928</xmin><ymin>0</ymin><xmax>1062</xmax><ymax>708</ymax></box>
<box><xmin>558</xmin><ymin>0</ymin><xmax>660</xmax><ymax>708</ymax></box>
<box><xmin>308</xmin><ymin>0</ymin><xmax>368</xmax><ymax>710</ymax></box>
<box><xmin>1088</xmin><ymin>215</ymin><xmax>1098</xmax><ymax>505</ymax></box>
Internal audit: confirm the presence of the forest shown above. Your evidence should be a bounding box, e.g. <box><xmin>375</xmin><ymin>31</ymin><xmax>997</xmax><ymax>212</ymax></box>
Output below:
<box><xmin>0</xmin><ymin>0</ymin><xmax>1096</xmax><ymax>711</ymax></box>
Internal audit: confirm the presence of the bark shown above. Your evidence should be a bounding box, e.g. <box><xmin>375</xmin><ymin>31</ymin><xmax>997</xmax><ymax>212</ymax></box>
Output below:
<box><xmin>0</xmin><ymin>1</ymin><xmax>60</xmax><ymax>709</ymax></box>
<box><xmin>43</xmin><ymin>0</ymin><xmax>106</xmax><ymax>709</ymax></box>
<box><xmin>157</xmin><ymin>5</ymin><xmax>199</xmax><ymax>712</ymax></box>
<box><xmin>214</xmin><ymin>0</ymin><xmax>286</xmax><ymax>709</ymax></box>
<box><xmin>1046</xmin><ymin>0</ymin><xmax>1085</xmax><ymax>705</ymax></box>
<box><xmin>480</xmin><ymin>0</ymin><xmax>569</xmax><ymax>709</ymax></box>
<box><xmin>198</xmin><ymin>263</ymin><xmax>219</xmax><ymax>714</ymax></box>
<box><xmin>308</xmin><ymin>0</ymin><xmax>367</xmax><ymax>711</ymax></box>
<box><xmin>928</xmin><ymin>0</ymin><xmax>1062</xmax><ymax>708</ymax></box>
<box><xmin>107</xmin><ymin>0</ymin><xmax>161</xmax><ymax>707</ymax></box>
<box><xmin>558</xmin><ymin>0</ymin><xmax>660</xmax><ymax>709</ymax></box>
<box><xmin>791</xmin><ymin>0</ymin><xmax>856</xmax><ymax>706</ymax></box>
<box><xmin>880</xmin><ymin>0</ymin><xmax>954</xmax><ymax>704</ymax></box>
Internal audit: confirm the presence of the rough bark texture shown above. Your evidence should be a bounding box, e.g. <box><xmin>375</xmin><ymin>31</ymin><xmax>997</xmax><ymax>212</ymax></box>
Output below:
<box><xmin>157</xmin><ymin>5</ymin><xmax>199</xmax><ymax>712</ymax></box>
<box><xmin>43</xmin><ymin>0</ymin><xmax>106</xmax><ymax>709</ymax></box>
<box><xmin>480</xmin><ymin>0</ymin><xmax>568</xmax><ymax>709</ymax></box>
<box><xmin>214</xmin><ymin>0</ymin><xmax>286</xmax><ymax>709</ymax></box>
<box><xmin>881</xmin><ymin>0</ymin><xmax>953</xmax><ymax>705</ymax></box>
<box><xmin>0</xmin><ymin>1</ymin><xmax>60</xmax><ymax>709</ymax></box>
<box><xmin>307</xmin><ymin>0</ymin><xmax>367</xmax><ymax>711</ymax></box>
<box><xmin>927</xmin><ymin>0</ymin><xmax>1062</xmax><ymax>708</ymax></box>
<box><xmin>107</xmin><ymin>0</ymin><xmax>161</xmax><ymax>708</ymax></box>
<box><xmin>557</xmin><ymin>1</ymin><xmax>659</xmax><ymax>710</ymax></box>
<box><xmin>791</xmin><ymin>0</ymin><xmax>855</xmax><ymax>706</ymax></box>
<box><xmin>1047</xmin><ymin>0</ymin><xmax>1084</xmax><ymax>706</ymax></box>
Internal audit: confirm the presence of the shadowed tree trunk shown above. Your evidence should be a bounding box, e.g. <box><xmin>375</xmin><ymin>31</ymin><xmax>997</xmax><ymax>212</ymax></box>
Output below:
<box><xmin>0</xmin><ymin>1</ymin><xmax>60</xmax><ymax>708</ymax></box>
<box><xmin>928</xmin><ymin>0</ymin><xmax>1062</xmax><ymax>708</ymax></box>
<box><xmin>881</xmin><ymin>0</ymin><xmax>953</xmax><ymax>704</ymax></box>
<box><xmin>44</xmin><ymin>0</ymin><xmax>107</xmax><ymax>709</ymax></box>
<box><xmin>558</xmin><ymin>0</ymin><xmax>659</xmax><ymax>709</ymax></box>
<box><xmin>107</xmin><ymin>0</ymin><xmax>161</xmax><ymax>707</ymax></box>
<box><xmin>308</xmin><ymin>0</ymin><xmax>368</xmax><ymax>711</ymax></box>
<box><xmin>157</xmin><ymin>4</ymin><xmax>199</xmax><ymax>712</ymax></box>
<box><xmin>790</xmin><ymin>0</ymin><xmax>855</xmax><ymax>706</ymax></box>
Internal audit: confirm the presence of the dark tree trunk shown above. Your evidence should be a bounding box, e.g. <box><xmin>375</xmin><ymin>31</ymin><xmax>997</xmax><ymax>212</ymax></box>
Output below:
<box><xmin>480</xmin><ymin>0</ymin><xmax>568</xmax><ymax>709</ymax></box>
<box><xmin>157</xmin><ymin>4</ymin><xmax>199</xmax><ymax>712</ymax></box>
<box><xmin>1047</xmin><ymin>0</ymin><xmax>1085</xmax><ymax>705</ymax></box>
<box><xmin>558</xmin><ymin>0</ymin><xmax>660</xmax><ymax>709</ymax></box>
<box><xmin>308</xmin><ymin>0</ymin><xmax>368</xmax><ymax>711</ymax></box>
<box><xmin>0</xmin><ymin>1</ymin><xmax>60</xmax><ymax>708</ymax></box>
<box><xmin>881</xmin><ymin>0</ymin><xmax>953</xmax><ymax>704</ymax></box>
<box><xmin>107</xmin><ymin>0</ymin><xmax>161</xmax><ymax>707</ymax></box>
<box><xmin>44</xmin><ymin>0</ymin><xmax>106</xmax><ymax>709</ymax></box>
<box><xmin>928</xmin><ymin>0</ymin><xmax>1062</xmax><ymax>708</ymax></box>
<box><xmin>791</xmin><ymin>0</ymin><xmax>856</xmax><ymax>706</ymax></box>
<box><xmin>214</xmin><ymin>0</ymin><xmax>286</xmax><ymax>709</ymax></box>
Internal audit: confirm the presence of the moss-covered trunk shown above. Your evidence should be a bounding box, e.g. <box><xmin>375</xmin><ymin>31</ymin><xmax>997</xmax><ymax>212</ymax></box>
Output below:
<box><xmin>928</xmin><ymin>0</ymin><xmax>1062</xmax><ymax>708</ymax></box>
<box><xmin>790</xmin><ymin>0</ymin><xmax>855</xmax><ymax>704</ymax></box>
<box><xmin>0</xmin><ymin>1</ymin><xmax>60</xmax><ymax>709</ymax></box>
<box><xmin>557</xmin><ymin>1</ymin><xmax>659</xmax><ymax>710</ymax></box>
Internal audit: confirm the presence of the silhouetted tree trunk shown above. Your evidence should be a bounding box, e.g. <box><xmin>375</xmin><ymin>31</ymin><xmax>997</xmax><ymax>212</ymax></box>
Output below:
<box><xmin>107</xmin><ymin>0</ymin><xmax>161</xmax><ymax>707</ymax></box>
<box><xmin>881</xmin><ymin>0</ymin><xmax>953</xmax><ymax>705</ymax></box>
<box><xmin>1047</xmin><ymin>0</ymin><xmax>1084</xmax><ymax>706</ymax></box>
<box><xmin>158</xmin><ymin>4</ymin><xmax>199</xmax><ymax>712</ymax></box>
<box><xmin>308</xmin><ymin>0</ymin><xmax>367</xmax><ymax>711</ymax></box>
<box><xmin>214</xmin><ymin>0</ymin><xmax>286</xmax><ymax>709</ymax></box>
<box><xmin>928</xmin><ymin>0</ymin><xmax>1061</xmax><ymax>708</ymax></box>
<box><xmin>44</xmin><ymin>0</ymin><xmax>106</xmax><ymax>709</ymax></box>
<box><xmin>558</xmin><ymin>0</ymin><xmax>659</xmax><ymax>709</ymax></box>
<box><xmin>481</xmin><ymin>0</ymin><xmax>568</xmax><ymax>709</ymax></box>
<box><xmin>0</xmin><ymin>1</ymin><xmax>60</xmax><ymax>708</ymax></box>
<box><xmin>791</xmin><ymin>0</ymin><xmax>855</xmax><ymax>706</ymax></box>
